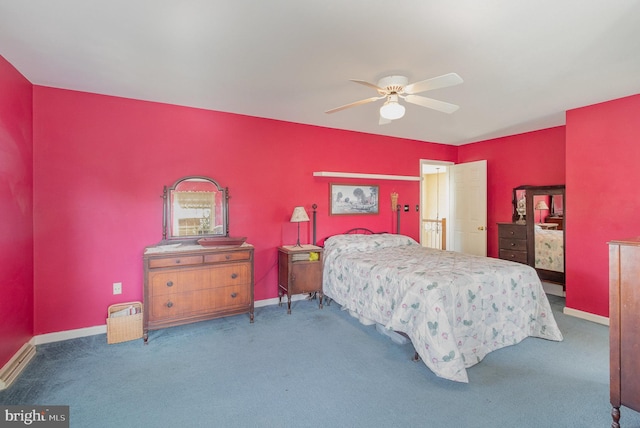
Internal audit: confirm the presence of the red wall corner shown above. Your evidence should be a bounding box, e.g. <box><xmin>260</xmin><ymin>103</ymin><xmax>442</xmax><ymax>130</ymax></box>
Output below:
<box><xmin>0</xmin><ymin>55</ymin><xmax>34</xmax><ymax>367</ymax></box>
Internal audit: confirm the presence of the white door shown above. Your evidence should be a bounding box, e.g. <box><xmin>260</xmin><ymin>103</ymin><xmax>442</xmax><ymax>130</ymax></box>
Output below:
<box><xmin>448</xmin><ymin>160</ymin><xmax>487</xmax><ymax>256</ymax></box>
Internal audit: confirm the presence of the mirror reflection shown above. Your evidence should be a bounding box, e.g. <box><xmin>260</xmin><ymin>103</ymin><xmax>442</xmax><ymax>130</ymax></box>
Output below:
<box><xmin>163</xmin><ymin>176</ymin><xmax>228</xmax><ymax>241</ymax></box>
<box><xmin>512</xmin><ymin>186</ymin><xmax>528</xmax><ymax>224</ymax></box>
<box><xmin>524</xmin><ymin>185</ymin><xmax>565</xmax><ymax>285</ymax></box>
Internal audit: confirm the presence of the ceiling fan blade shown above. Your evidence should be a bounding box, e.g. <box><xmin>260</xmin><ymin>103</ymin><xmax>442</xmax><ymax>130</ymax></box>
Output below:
<box><xmin>403</xmin><ymin>73</ymin><xmax>463</xmax><ymax>95</ymax></box>
<box><xmin>378</xmin><ymin>115</ymin><xmax>392</xmax><ymax>125</ymax></box>
<box><xmin>325</xmin><ymin>96</ymin><xmax>384</xmax><ymax>114</ymax></box>
<box><xmin>350</xmin><ymin>79</ymin><xmax>386</xmax><ymax>94</ymax></box>
<box><xmin>404</xmin><ymin>95</ymin><xmax>459</xmax><ymax>114</ymax></box>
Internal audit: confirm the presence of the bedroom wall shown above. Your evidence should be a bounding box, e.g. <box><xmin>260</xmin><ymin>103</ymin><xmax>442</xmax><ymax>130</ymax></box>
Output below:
<box><xmin>32</xmin><ymin>86</ymin><xmax>458</xmax><ymax>335</ymax></box>
<box><xmin>0</xmin><ymin>56</ymin><xmax>34</xmax><ymax>367</ymax></box>
<box><xmin>456</xmin><ymin>126</ymin><xmax>566</xmax><ymax>258</ymax></box>
<box><xmin>2</xmin><ymin>50</ymin><xmax>632</xmax><ymax>341</ymax></box>
<box><xmin>565</xmin><ymin>94</ymin><xmax>640</xmax><ymax>317</ymax></box>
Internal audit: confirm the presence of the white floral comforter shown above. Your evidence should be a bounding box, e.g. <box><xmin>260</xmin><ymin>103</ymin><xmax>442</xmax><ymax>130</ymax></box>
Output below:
<box><xmin>535</xmin><ymin>228</ymin><xmax>564</xmax><ymax>272</ymax></box>
<box><xmin>323</xmin><ymin>234</ymin><xmax>563</xmax><ymax>383</ymax></box>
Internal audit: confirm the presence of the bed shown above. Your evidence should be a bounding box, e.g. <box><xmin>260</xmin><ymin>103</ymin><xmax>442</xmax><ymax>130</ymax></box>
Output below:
<box><xmin>322</xmin><ymin>232</ymin><xmax>563</xmax><ymax>383</ymax></box>
<box><xmin>534</xmin><ymin>226</ymin><xmax>564</xmax><ymax>272</ymax></box>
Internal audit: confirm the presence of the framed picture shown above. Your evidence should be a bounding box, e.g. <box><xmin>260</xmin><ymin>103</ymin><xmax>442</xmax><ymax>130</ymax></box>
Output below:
<box><xmin>330</xmin><ymin>183</ymin><xmax>379</xmax><ymax>215</ymax></box>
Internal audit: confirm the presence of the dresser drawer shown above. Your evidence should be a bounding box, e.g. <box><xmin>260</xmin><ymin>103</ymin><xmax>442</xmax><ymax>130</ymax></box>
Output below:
<box><xmin>498</xmin><ymin>224</ymin><xmax>527</xmax><ymax>239</ymax></box>
<box><xmin>148</xmin><ymin>284</ymin><xmax>251</xmax><ymax>320</ymax></box>
<box><xmin>148</xmin><ymin>255</ymin><xmax>203</xmax><ymax>269</ymax></box>
<box><xmin>499</xmin><ymin>238</ymin><xmax>527</xmax><ymax>252</ymax></box>
<box><xmin>204</xmin><ymin>250</ymin><xmax>252</xmax><ymax>264</ymax></box>
<box><xmin>149</xmin><ymin>269</ymin><xmax>210</xmax><ymax>296</ymax></box>
<box><xmin>149</xmin><ymin>262</ymin><xmax>250</xmax><ymax>296</ymax></box>
<box><xmin>499</xmin><ymin>249</ymin><xmax>527</xmax><ymax>264</ymax></box>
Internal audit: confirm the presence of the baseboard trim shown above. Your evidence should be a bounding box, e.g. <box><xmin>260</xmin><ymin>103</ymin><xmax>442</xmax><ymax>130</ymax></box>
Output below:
<box><xmin>32</xmin><ymin>296</ymin><xmax>310</xmax><ymax>345</ymax></box>
<box><xmin>254</xmin><ymin>294</ymin><xmax>310</xmax><ymax>308</ymax></box>
<box><xmin>0</xmin><ymin>341</ymin><xmax>36</xmax><ymax>390</ymax></box>
<box><xmin>563</xmin><ymin>306</ymin><xmax>609</xmax><ymax>326</ymax></box>
<box><xmin>34</xmin><ymin>325</ymin><xmax>107</xmax><ymax>345</ymax></box>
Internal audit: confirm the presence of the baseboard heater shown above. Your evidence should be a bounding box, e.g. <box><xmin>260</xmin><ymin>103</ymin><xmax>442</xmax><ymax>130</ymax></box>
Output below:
<box><xmin>0</xmin><ymin>342</ymin><xmax>36</xmax><ymax>390</ymax></box>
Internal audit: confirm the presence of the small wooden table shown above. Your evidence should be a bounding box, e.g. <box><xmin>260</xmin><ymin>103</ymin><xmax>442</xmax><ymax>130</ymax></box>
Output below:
<box><xmin>537</xmin><ymin>223</ymin><xmax>559</xmax><ymax>230</ymax></box>
<box><xmin>277</xmin><ymin>245</ymin><xmax>324</xmax><ymax>314</ymax></box>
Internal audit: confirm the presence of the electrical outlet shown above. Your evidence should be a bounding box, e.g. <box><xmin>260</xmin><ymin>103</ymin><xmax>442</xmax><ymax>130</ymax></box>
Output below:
<box><xmin>113</xmin><ymin>282</ymin><xmax>122</xmax><ymax>295</ymax></box>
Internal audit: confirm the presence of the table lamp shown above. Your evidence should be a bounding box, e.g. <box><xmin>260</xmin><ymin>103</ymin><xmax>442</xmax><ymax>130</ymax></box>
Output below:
<box><xmin>290</xmin><ymin>206</ymin><xmax>310</xmax><ymax>247</ymax></box>
<box><xmin>535</xmin><ymin>200</ymin><xmax>549</xmax><ymax>224</ymax></box>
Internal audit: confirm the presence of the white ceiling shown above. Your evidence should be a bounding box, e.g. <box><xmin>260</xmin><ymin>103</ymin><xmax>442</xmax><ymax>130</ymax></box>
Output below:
<box><xmin>1</xmin><ymin>1</ymin><xmax>639</xmax><ymax>145</ymax></box>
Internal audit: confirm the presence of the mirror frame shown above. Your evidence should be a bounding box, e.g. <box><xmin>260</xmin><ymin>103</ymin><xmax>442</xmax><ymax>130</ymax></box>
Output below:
<box><xmin>523</xmin><ymin>184</ymin><xmax>565</xmax><ymax>284</ymax></box>
<box><xmin>162</xmin><ymin>176</ymin><xmax>229</xmax><ymax>241</ymax></box>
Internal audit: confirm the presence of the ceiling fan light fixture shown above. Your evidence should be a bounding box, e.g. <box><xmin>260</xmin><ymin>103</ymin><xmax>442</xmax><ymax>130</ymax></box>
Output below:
<box><xmin>380</xmin><ymin>95</ymin><xmax>405</xmax><ymax>120</ymax></box>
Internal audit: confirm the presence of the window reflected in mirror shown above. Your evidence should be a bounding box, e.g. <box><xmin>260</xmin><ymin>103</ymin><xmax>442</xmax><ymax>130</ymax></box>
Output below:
<box><xmin>163</xmin><ymin>176</ymin><xmax>228</xmax><ymax>241</ymax></box>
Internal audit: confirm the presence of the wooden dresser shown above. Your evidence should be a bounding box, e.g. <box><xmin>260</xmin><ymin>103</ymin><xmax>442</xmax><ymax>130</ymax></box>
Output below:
<box><xmin>609</xmin><ymin>237</ymin><xmax>640</xmax><ymax>428</ymax></box>
<box><xmin>497</xmin><ymin>223</ymin><xmax>528</xmax><ymax>264</ymax></box>
<box><xmin>143</xmin><ymin>243</ymin><xmax>254</xmax><ymax>342</ymax></box>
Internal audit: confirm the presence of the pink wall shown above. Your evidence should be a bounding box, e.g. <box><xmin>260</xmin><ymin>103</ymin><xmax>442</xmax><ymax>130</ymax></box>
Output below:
<box><xmin>565</xmin><ymin>94</ymin><xmax>640</xmax><ymax>317</ymax></box>
<box><xmin>0</xmin><ymin>56</ymin><xmax>34</xmax><ymax>367</ymax></box>
<box><xmin>457</xmin><ymin>127</ymin><xmax>566</xmax><ymax>258</ymax></box>
<box><xmin>1</xmin><ymin>50</ymin><xmax>634</xmax><ymax>353</ymax></box>
<box><xmin>32</xmin><ymin>86</ymin><xmax>457</xmax><ymax>334</ymax></box>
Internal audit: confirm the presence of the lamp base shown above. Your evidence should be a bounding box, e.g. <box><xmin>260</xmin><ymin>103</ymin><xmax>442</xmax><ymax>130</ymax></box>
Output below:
<box><xmin>294</xmin><ymin>223</ymin><xmax>302</xmax><ymax>247</ymax></box>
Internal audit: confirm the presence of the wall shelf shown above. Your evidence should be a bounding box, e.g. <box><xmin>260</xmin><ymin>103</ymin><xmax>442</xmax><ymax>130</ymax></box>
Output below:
<box><xmin>313</xmin><ymin>171</ymin><xmax>420</xmax><ymax>182</ymax></box>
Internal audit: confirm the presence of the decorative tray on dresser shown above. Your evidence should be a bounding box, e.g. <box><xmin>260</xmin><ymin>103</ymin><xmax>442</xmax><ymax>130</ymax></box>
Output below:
<box><xmin>143</xmin><ymin>242</ymin><xmax>254</xmax><ymax>343</ymax></box>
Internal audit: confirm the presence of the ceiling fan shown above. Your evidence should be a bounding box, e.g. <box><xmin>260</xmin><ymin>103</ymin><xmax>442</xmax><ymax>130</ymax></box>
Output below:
<box><xmin>325</xmin><ymin>73</ymin><xmax>463</xmax><ymax>124</ymax></box>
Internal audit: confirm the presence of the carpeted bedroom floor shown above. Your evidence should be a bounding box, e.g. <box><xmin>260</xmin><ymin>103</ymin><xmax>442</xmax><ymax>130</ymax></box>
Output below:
<box><xmin>1</xmin><ymin>294</ymin><xmax>638</xmax><ymax>428</ymax></box>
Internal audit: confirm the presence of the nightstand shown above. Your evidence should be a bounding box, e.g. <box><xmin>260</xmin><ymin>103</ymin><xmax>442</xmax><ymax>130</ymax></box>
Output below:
<box><xmin>278</xmin><ymin>245</ymin><xmax>324</xmax><ymax>314</ymax></box>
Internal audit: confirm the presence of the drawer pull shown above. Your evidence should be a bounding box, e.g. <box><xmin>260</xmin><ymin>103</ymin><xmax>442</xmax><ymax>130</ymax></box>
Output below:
<box><xmin>509</xmin><ymin>231</ymin><xmax>515</xmax><ymax>235</ymax></box>
<box><xmin>166</xmin><ymin>281</ymin><xmax>174</xmax><ymax>287</ymax></box>
<box><xmin>231</xmin><ymin>273</ymin><xmax>238</xmax><ymax>279</ymax></box>
<box><xmin>230</xmin><ymin>292</ymin><xmax>238</xmax><ymax>298</ymax></box>
<box><xmin>510</xmin><ymin>242</ymin><xmax>515</xmax><ymax>247</ymax></box>
<box><xmin>166</xmin><ymin>301</ymin><xmax>174</xmax><ymax>308</ymax></box>
<box><xmin>175</xmin><ymin>259</ymin><xmax>181</xmax><ymax>264</ymax></box>
<box><xmin>225</xmin><ymin>254</ymin><xmax>231</xmax><ymax>260</ymax></box>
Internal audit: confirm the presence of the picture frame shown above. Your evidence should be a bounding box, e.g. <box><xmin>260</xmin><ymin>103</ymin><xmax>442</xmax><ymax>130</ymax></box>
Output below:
<box><xmin>330</xmin><ymin>183</ymin><xmax>379</xmax><ymax>215</ymax></box>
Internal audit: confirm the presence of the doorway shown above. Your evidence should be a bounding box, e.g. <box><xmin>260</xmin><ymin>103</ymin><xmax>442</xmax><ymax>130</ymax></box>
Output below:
<box><xmin>420</xmin><ymin>159</ymin><xmax>488</xmax><ymax>256</ymax></box>
<box><xmin>420</xmin><ymin>160</ymin><xmax>452</xmax><ymax>250</ymax></box>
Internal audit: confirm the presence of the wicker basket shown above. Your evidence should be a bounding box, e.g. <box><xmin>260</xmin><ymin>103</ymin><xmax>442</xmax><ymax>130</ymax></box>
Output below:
<box><xmin>106</xmin><ymin>301</ymin><xmax>143</xmax><ymax>344</ymax></box>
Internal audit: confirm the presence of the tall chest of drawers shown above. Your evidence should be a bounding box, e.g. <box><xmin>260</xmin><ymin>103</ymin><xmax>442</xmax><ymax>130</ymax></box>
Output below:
<box><xmin>609</xmin><ymin>238</ymin><xmax>640</xmax><ymax>427</ymax></box>
<box><xmin>497</xmin><ymin>223</ymin><xmax>528</xmax><ymax>264</ymax></box>
<box><xmin>143</xmin><ymin>243</ymin><xmax>254</xmax><ymax>342</ymax></box>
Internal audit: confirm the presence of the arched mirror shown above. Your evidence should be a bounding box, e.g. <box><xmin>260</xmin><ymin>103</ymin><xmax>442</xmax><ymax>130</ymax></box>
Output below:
<box><xmin>524</xmin><ymin>185</ymin><xmax>565</xmax><ymax>285</ymax></box>
<box><xmin>162</xmin><ymin>176</ymin><xmax>229</xmax><ymax>241</ymax></box>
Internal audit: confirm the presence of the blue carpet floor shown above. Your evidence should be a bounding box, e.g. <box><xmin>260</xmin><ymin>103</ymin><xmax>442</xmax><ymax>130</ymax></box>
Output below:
<box><xmin>1</xmin><ymin>295</ymin><xmax>639</xmax><ymax>428</ymax></box>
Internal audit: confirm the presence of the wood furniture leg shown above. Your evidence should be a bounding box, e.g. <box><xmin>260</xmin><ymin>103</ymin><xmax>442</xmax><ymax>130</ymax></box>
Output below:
<box><xmin>611</xmin><ymin>406</ymin><xmax>620</xmax><ymax>428</ymax></box>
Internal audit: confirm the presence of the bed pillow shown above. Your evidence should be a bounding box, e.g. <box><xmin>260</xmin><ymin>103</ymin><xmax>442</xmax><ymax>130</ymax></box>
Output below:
<box><xmin>324</xmin><ymin>233</ymin><xmax>418</xmax><ymax>254</ymax></box>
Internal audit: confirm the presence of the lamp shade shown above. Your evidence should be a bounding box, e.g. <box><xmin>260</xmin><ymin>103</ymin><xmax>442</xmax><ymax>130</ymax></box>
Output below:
<box><xmin>535</xmin><ymin>201</ymin><xmax>549</xmax><ymax>211</ymax></box>
<box><xmin>290</xmin><ymin>206</ymin><xmax>310</xmax><ymax>223</ymax></box>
